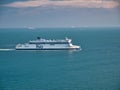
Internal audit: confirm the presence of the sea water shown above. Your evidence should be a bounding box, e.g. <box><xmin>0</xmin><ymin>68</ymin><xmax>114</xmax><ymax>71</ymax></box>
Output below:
<box><xmin>0</xmin><ymin>28</ymin><xmax>120</xmax><ymax>90</ymax></box>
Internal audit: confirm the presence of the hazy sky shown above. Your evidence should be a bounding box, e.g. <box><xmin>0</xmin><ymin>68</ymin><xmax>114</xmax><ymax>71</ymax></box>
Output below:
<box><xmin>0</xmin><ymin>0</ymin><xmax>120</xmax><ymax>28</ymax></box>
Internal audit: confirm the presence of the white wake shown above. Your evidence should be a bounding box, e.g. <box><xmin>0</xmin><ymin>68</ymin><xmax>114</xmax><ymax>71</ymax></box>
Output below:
<box><xmin>0</xmin><ymin>49</ymin><xmax>15</xmax><ymax>51</ymax></box>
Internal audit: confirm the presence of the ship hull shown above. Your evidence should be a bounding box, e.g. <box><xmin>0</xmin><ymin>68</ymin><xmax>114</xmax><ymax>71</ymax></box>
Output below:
<box><xmin>16</xmin><ymin>48</ymin><xmax>80</xmax><ymax>50</ymax></box>
<box><xmin>16</xmin><ymin>46</ymin><xmax>80</xmax><ymax>50</ymax></box>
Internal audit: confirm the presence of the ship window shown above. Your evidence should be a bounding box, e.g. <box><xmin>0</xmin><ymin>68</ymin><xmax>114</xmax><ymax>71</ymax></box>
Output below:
<box><xmin>50</xmin><ymin>43</ymin><xmax>55</xmax><ymax>45</ymax></box>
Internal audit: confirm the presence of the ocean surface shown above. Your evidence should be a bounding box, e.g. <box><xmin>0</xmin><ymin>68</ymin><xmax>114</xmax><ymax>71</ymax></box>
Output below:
<box><xmin>0</xmin><ymin>28</ymin><xmax>120</xmax><ymax>90</ymax></box>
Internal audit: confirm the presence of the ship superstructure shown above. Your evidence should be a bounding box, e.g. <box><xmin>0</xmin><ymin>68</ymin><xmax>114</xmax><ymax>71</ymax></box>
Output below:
<box><xmin>16</xmin><ymin>37</ymin><xmax>80</xmax><ymax>50</ymax></box>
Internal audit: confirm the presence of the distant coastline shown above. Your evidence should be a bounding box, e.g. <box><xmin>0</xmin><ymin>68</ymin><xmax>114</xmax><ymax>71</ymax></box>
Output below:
<box><xmin>0</xmin><ymin>26</ymin><xmax>120</xmax><ymax>29</ymax></box>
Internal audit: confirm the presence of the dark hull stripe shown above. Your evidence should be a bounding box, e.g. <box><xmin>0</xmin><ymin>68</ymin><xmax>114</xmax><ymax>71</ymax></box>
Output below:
<box><xmin>16</xmin><ymin>48</ymin><xmax>80</xmax><ymax>50</ymax></box>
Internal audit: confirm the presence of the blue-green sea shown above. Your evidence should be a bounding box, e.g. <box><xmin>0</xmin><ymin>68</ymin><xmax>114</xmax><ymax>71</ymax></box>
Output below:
<box><xmin>0</xmin><ymin>28</ymin><xmax>120</xmax><ymax>90</ymax></box>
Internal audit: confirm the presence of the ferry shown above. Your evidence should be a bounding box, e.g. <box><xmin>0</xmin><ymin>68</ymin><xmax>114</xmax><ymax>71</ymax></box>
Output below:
<box><xmin>15</xmin><ymin>37</ymin><xmax>81</xmax><ymax>50</ymax></box>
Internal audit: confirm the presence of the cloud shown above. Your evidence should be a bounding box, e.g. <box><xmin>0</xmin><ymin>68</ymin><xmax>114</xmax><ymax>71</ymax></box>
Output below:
<box><xmin>2</xmin><ymin>0</ymin><xmax>120</xmax><ymax>9</ymax></box>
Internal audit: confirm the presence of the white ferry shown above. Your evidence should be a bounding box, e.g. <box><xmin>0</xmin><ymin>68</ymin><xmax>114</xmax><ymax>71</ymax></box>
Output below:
<box><xmin>15</xmin><ymin>37</ymin><xmax>81</xmax><ymax>50</ymax></box>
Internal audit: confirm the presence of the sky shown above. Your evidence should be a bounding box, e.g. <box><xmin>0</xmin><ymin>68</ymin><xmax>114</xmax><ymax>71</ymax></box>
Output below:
<box><xmin>0</xmin><ymin>0</ymin><xmax>120</xmax><ymax>28</ymax></box>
